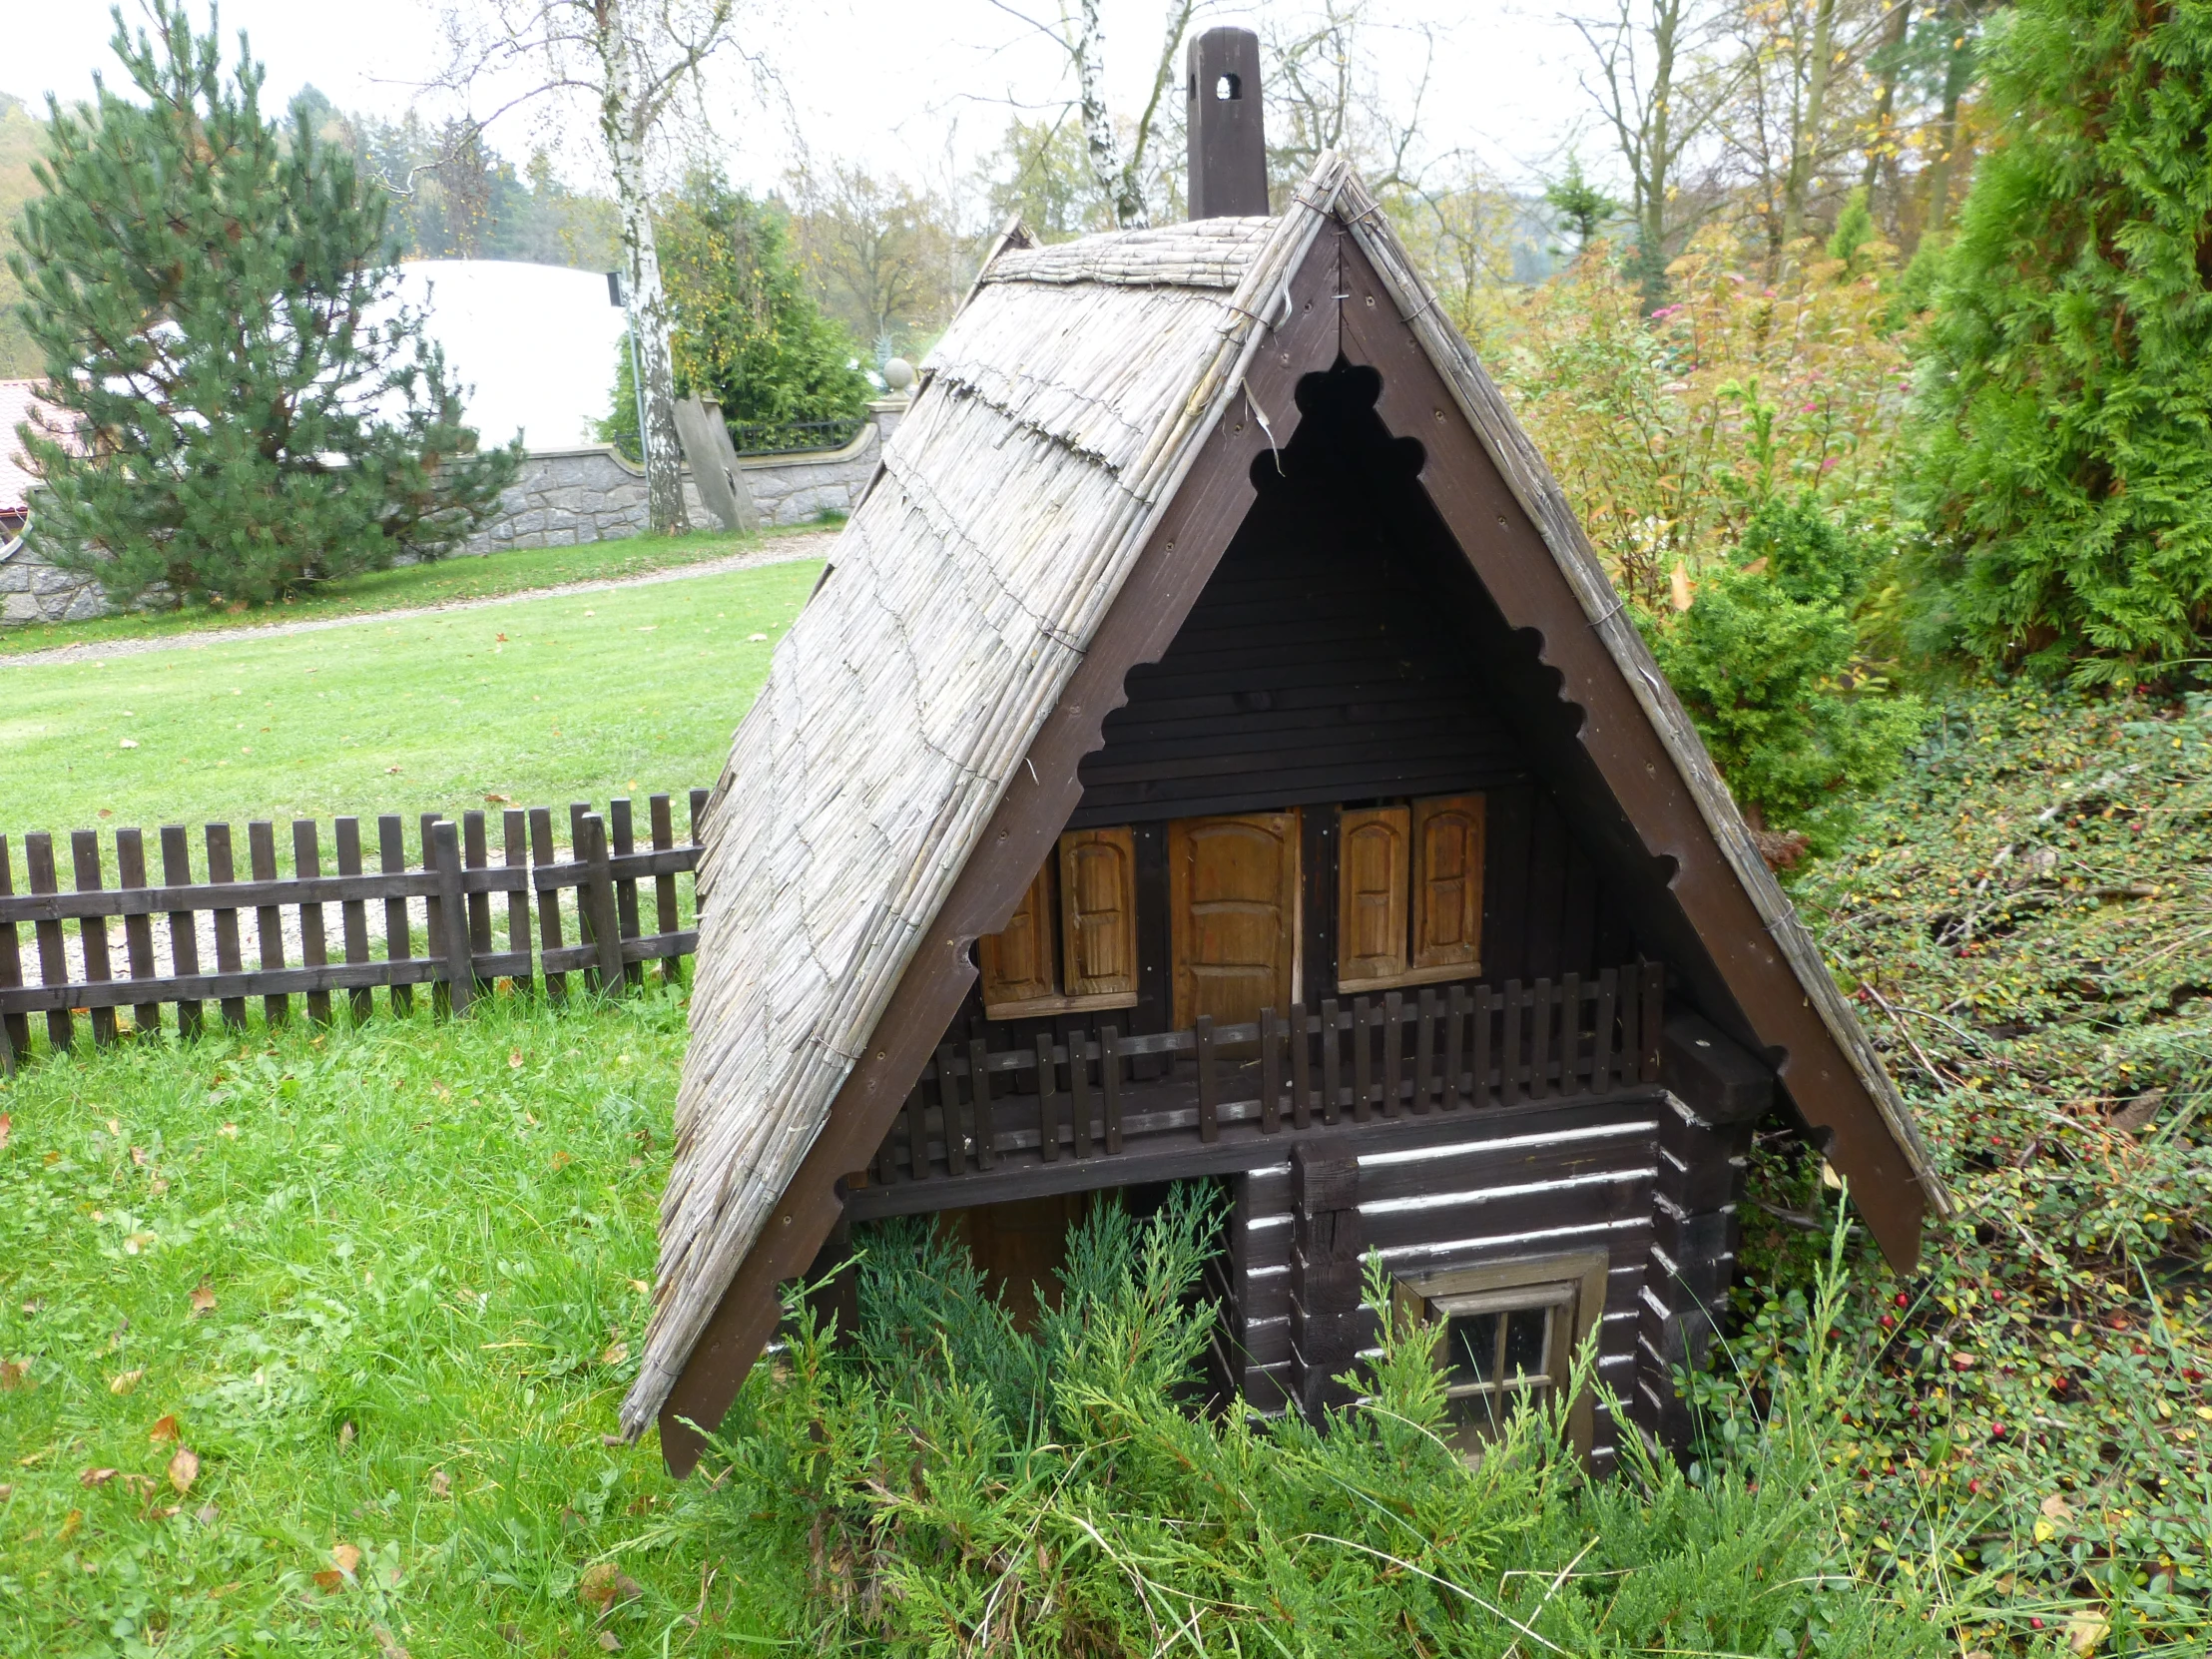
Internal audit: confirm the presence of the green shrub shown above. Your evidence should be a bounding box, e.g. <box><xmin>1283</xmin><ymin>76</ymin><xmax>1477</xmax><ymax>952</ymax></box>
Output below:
<box><xmin>7</xmin><ymin>3</ymin><xmax>517</xmax><ymax>608</ymax></box>
<box><xmin>1643</xmin><ymin>498</ymin><xmax>1928</xmax><ymax>847</ymax></box>
<box><xmin>698</xmin><ymin>1189</ymin><xmax>1936</xmax><ymax>1655</ymax></box>
<box><xmin>1903</xmin><ymin>0</ymin><xmax>2212</xmax><ymax>686</ymax></box>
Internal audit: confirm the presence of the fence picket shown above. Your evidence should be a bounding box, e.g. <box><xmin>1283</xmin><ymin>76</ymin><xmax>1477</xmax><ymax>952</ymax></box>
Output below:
<box><xmin>529</xmin><ymin>808</ymin><xmax>566</xmax><ymax>1003</ymax></box>
<box><xmin>335</xmin><ymin>818</ymin><xmax>371</xmax><ymax>1025</ymax></box>
<box><xmin>503</xmin><ymin>810</ymin><xmax>531</xmax><ymax>998</ymax></box>
<box><xmin>248</xmin><ymin>822</ymin><xmax>287</xmax><ymax>1029</ymax></box>
<box><xmin>160</xmin><ymin>829</ymin><xmax>203</xmax><ymax>1038</ymax></box>
<box><xmin>70</xmin><ymin>831</ymin><xmax>118</xmax><ymax>1046</ymax></box>
<box><xmin>610</xmin><ymin>798</ymin><xmax>643</xmax><ymax>992</ymax></box>
<box><xmin>649</xmin><ymin>795</ymin><xmax>679</xmax><ymax>987</ymax></box>
<box><xmin>0</xmin><ymin>835</ymin><xmax>25</xmax><ymax>1064</ymax></box>
<box><xmin>26</xmin><ymin>834</ymin><xmax>70</xmax><ymax>1052</ymax></box>
<box><xmin>378</xmin><ymin>816</ymin><xmax>412</xmax><ymax>1018</ymax></box>
<box><xmin>295</xmin><ymin>821</ymin><xmax>330</xmax><ymax>1026</ymax></box>
<box><xmin>115</xmin><ymin>830</ymin><xmax>161</xmax><ymax>1039</ymax></box>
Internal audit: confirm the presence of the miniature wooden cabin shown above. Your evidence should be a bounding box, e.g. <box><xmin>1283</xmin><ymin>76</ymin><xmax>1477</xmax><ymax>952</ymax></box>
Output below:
<box><xmin>622</xmin><ymin>33</ymin><xmax>1943</xmax><ymax>1477</ymax></box>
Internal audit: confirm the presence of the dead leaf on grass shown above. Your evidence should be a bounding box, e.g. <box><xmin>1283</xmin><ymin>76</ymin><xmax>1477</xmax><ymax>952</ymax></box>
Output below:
<box><xmin>194</xmin><ymin>1503</ymin><xmax>220</xmax><ymax>1525</ymax></box>
<box><xmin>312</xmin><ymin>1568</ymin><xmax>344</xmax><ymax>1593</ymax></box>
<box><xmin>56</xmin><ymin>1509</ymin><xmax>82</xmax><ymax>1542</ymax></box>
<box><xmin>598</xmin><ymin>1633</ymin><xmax>622</xmax><ymax>1652</ymax></box>
<box><xmin>428</xmin><ymin>1467</ymin><xmax>451</xmax><ymax>1498</ymax></box>
<box><xmin>168</xmin><ymin>1446</ymin><xmax>200</xmax><ymax>1493</ymax></box>
<box><xmin>374</xmin><ymin>1624</ymin><xmax>411</xmax><ymax>1659</ymax></box>
<box><xmin>337</xmin><ymin>1421</ymin><xmax>355</xmax><ymax>1448</ymax></box>
<box><xmin>0</xmin><ymin>1359</ymin><xmax>30</xmax><ymax>1391</ymax></box>
<box><xmin>109</xmin><ymin>1370</ymin><xmax>145</xmax><ymax>1395</ymax></box>
<box><xmin>2040</xmin><ymin>1492</ymin><xmax>2075</xmax><ymax>1522</ymax></box>
<box><xmin>148</xmin><ymin>1414</ymin><xmax>179</xmax><ymax>1443</ymax></box>
<box><xmin>600</xmin><ymin>1341</ymin><xmax>629</xmax><ymax>1366</ymax></box>
<box><xmin>579</xmin><ymin>1561</ymin><xmax>643</xmax><ymax>1610</ymax></box>
<box><xmin>80</xmin><ymin>1468</ymin><xmax>119</xmax><ymax>1488</ymax></box>
<box><xmin>120</xmin><ymin>1472</ymin><xmax>157</xmax><ymax>1497</ymax></box>
<box><xmin>190</xmin><ymin>1281</ymin><xmax>218</xmax><ymax>1317</ymax></box>
<box><xmin>0</xmin><ymin>1112</ymin><xmax>10</xmax><ymax>1149</ymax></box>
<box><xmin>2066</xmin><ymin>1609</ymin><xmax>2109</xmax><ymax>1655</ymax></box>
<box><xmin>329</xmin><ymin>1541</ymin><xmax>362</xmax><ymax>1579</ymax></box>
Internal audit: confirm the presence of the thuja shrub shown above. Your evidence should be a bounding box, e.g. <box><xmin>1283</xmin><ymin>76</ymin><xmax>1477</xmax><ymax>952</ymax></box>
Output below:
<box><xmin>697</xmin><ymin>1190</ymin><xmax>1938</xmax><ymax>1655</ymax></box>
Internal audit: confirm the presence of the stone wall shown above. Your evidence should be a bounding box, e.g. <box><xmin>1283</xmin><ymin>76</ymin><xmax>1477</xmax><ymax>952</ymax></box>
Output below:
<box><xmin>0</xmin><ymin>399</ymin><xmax>902</xmax><ymax>626</ymax></box>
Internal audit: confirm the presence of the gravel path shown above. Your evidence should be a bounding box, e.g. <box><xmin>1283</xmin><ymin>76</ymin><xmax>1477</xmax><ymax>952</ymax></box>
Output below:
<box><xmin>0</xmin><ymin>532</ymin><xmax>836</xmax><ymax>668</ymax></box>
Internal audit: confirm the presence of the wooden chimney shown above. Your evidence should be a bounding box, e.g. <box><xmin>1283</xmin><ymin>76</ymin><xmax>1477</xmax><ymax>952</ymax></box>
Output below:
<box><xmin>1186</xmin><ymin>27</ymin><xmax>1268</xmax><ymax>219</ymax></box>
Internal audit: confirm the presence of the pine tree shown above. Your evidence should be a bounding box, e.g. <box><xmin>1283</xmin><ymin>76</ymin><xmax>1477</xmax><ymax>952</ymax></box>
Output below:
<box><xmin>7</xmin><ymin>3</ymin><xmax>518</xmax><ymax>608</ymax></box>
<box><xmin>1904</xmin><ymin>0</ymin><xmax>2212</xmax><ymax>684</ymax></box>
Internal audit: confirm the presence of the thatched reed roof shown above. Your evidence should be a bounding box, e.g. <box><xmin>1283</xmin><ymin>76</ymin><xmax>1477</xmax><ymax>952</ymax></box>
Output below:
<box><xmin>620</xmin><ymin>156</ymin><xmax>1940</xmax><ymax>1440</ymax></box>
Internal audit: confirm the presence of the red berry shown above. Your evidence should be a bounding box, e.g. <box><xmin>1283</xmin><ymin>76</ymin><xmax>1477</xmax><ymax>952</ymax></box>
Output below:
<box><xmin>1880</xmin><ymin>1314</ymin><xmax>1897</xmax><ymax>1330</ymax></box>
<box><xmin>1968</xmin><ymin>1478</ymin><xmax>1981</xmax><ymax>1494</ymax></box>
<box><xmin>2031</xmin><ymin>1619</ymin><xmax>2044</xmax><ymax>1631</ymax></box>
<box><xmin>1895</xmin><ymin>1293</ymin><xmax>1909</xmax><ymax>1308</ymax></box>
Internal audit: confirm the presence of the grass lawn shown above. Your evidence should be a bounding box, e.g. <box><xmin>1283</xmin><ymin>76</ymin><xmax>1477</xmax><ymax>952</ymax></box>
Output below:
<box><xmin>0</xmin><ymin>990</ymin><xmax>778</xmax><ymax>1656</ymax></box>
<box><xmin>0</xmin><ymin>557</ymin><xmax>824</xmax><ymax>847</ymax></box>
<box><xmin>0</xmin><ymin>524</ymin><xmax>830</xmax><ymax>660</ymax></box>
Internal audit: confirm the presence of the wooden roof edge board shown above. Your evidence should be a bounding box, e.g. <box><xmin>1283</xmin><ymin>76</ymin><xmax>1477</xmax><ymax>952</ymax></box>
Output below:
<box><xmin>616</xmin><ymin>154</ymin><xmax>1355</xmax><ymax>1449</ymax></box>
<box><xmin>1328</xmin><ymin>173</ymin><xmax>1948</xmax><ymax>1238</ymax></box>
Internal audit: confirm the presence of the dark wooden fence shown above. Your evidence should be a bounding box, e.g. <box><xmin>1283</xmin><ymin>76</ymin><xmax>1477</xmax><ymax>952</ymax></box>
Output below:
<box><xmin>0</xmin><ymin>791</ymin><xmax>712</xmax><ymax>1073</ymax></box>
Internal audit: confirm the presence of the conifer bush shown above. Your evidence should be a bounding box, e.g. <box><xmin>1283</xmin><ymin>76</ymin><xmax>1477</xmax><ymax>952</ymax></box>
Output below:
<box><xmin>1641</xmin><ymin>498</ymin><xmax>1927</xmax><ymax>849</ymax></box>
<box><xmin>6</xmin><ymin>4</ymin><xmax>518</xmax><ymax>607</ymax></box>
<box><xmin>1904</xmin><ymin>0</ymin><xmax>2212</xmax><ymax>684</ymax></box>
<box><xmin>700</xmin><ymin>1190</ymin><xmax>1938</xmax><ymax>1655</ymax></box>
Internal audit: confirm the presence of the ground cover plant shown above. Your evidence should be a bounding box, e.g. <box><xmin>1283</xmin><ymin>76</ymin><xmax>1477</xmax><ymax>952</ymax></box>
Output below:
<box><xmin>0</xmin><ymin>525</ymin><xmax>824</xmax><ymax>660</ymax></box>
<box><xmin>697</xmin><ymin>1194</ymin><xmax>1938</xmax><ymax>1655</ymax></box>
<box><xmin>1700</xmin><ymin>687</ymin><xmax>2212</xmax><ymax>1653</ymax></box>
<box><xmin>0</xmin><ymin>555</ymin><xmax>822</xmax><ymax>841</ymax></box>
<box><xmin>0</xmin><ymin>990</ymin><xmax>788</xmax><ymax>1656</ymax></box>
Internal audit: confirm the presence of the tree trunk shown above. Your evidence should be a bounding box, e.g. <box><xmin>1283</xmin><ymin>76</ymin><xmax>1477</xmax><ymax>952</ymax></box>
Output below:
<box><xmin>1782</xmin><ymin>0</ymin><xmax>1840</xmax><ymax>249</ymax></box>
<box><xmin>1922</xmin><ymin>0</ymin><xmax>1975</xmax><ymax>244</ymax></box>
<box><xmin>1636</xmin><ymin>0</ymin><xmax>1683</xmax><ymax>306</ymax></box>
<box><xmin>1861</xmin><ymin>0</ymin><xmax>1912</xmax><ymax>228</ymax></box>
<box><xmin>598</xmin><ymin>0</ymin><xmax>690</xmax><ymax>535</ymax></box>
<box><xmin>1074</xmin><ymin>0</ymin><xmax>1146</xmax><ymax>230</ymax></box>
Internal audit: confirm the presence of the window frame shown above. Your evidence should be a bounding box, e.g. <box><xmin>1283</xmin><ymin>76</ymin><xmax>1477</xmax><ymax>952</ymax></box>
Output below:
<box><xmin>1391</xmin><ymin>1248</ymin><xmax>1609</xmax><ymax>1459</ymax></box>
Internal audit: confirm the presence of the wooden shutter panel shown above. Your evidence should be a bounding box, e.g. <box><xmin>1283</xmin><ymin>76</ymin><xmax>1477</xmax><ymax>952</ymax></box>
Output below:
<box><xmin>1411</xmin><ymin>795</ymin><xmax>1485</xmax><ymax>974</ymax></box>
<box><xmin>1170</xmin><ymin>812</ymin><xmax>1299</xmax><ymax>1030</ymax></box>
<box><xmin>1337</xmin><ymin>806</ymin><xmax>1409</xmax><ymax>991</ymax></box>
<box><xmin>1059</xmin><ymin>828</ymin><xmax>1138</xmax><ymax>1003</ymax></box>
<box><xmin>979</xmin><ymin>857</ymin><xmax>1059</xmax><ymax>1015</ymax></box>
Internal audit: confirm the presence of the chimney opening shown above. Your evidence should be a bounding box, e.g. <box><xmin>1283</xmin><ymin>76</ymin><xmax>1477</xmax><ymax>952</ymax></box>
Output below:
<box><xmin>1215</xmin><ymin>72</ymin><xmax>1242</xmax><ymax>100</ymax></box>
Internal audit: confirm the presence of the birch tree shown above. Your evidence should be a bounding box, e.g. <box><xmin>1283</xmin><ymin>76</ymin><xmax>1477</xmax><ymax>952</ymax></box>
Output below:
<box><xmin>436</xmin><ymin>0</ymin><xmax>749</xmax><ymax>533</ymax></box>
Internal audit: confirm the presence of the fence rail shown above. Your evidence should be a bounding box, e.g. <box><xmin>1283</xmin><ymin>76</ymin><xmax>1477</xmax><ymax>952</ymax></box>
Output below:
<box><xmin>0</xmin><ymin>791</ymin><xmax>712</xmax><ymax>1073</ymax></box>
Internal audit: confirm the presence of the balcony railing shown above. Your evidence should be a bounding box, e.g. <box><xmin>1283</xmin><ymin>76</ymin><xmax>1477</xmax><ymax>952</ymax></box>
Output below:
<box><xmin>727</xmin><ymin>415</ymin><xmax>867</xmax><ymax>456</ymax></box>
<box><xmin>868</xmin><ymin>961</ymin><xmax>1666</xmax><ymax>1189</ymax></box>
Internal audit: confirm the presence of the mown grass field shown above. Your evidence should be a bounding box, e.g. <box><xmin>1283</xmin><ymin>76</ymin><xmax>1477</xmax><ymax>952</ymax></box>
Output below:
<box><xmin>0</xmin><ymin>991</ymin><xmax>777</xmax><ymax>1657</ymax></box>
<box><xmin>0</xmin><ymin>526</ymin><xmax>828</xmax><ymax>660</ymax></box>
<box><xmin>0</xmin><ymin>556</ymin><xmax>824</xmax><ymax>845</ymax></box>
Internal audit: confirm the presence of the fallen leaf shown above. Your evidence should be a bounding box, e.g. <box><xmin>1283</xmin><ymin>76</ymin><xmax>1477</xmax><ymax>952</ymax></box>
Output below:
<box><xmin>598</xmin><ymin>1634</ymin><xmax>622</xmax><ymax>1653</ymax></box>
<box><xmin>600</xmin><ymin>1342</ymin><xmax>629</xmax><ymax>1366</ymax></box>
<box><xmin>375</xmin><ymin>1625</ymin><xmax>411</xmax><ymax>1659</ymax></box>
<box><xmin>205</xmin><ymin>1579</ymin><xmax>240</xmax><ymax>1597</ymax></box>
<box><xmin>0</xmin><ymin>1483</ymin><xmax>10</xmax><ymax>1501</ymax></box>
<box><xmin>121</xmin><ymin>1472</ymin><xmax>157</xmax><ymax>1497</ymax></box>
<box><xmin>485</xmin><ymin>793</ymin><xmax>514</xmax><ymax>805</ymax></box>
<box><xmin>578</xmin><ymin>1562</ymin><xmax>644</xmax><ymax>1610</ymax></box>
<box><xmin>385</xmin><ymin>766</ymin><xmax>402</xmax><ymax>775</ymax></box>
<box><xmin>56</xmin><ymin>1508</ymin><xmax>81</xmax><ymax>1542</ymax></box>
<box><xmin>2066</xmin><ymin>1609</ymin><xmax>2109</xmax><ymax>1655</ymax></box>
<box><xmin>312</xmin><ymin>1569</ymin><xmax>344</xmax><ymax>1593</ymax></box>
<box><xmin>194</xmin><ymin>1502</ymin><xmax>221</xmax><ymax>1524</ymax></box>
<box><xmin>109</xmin><ymin>1370</ymin><xmax>145</xmax><ymax>1395</ymax></box>
<box><xmin>123</xmin><ymin>1231</ymin><xmax>156</xmax><ymax>1255</ymax></box>
<box><xmin>0</xmin><ymin>1113</ymin><xmax>9</xmax><ymax>1148</ymax></box>
<box><xmin>168</xmin><ymin>1446</ymin><xmax>200</xmax><ymax>1493</ymax></box>
<box><xmin>2039</xmin><ymin>1493</ymin><xmax>2075</xmax><ymax>1522</ymax></box>
<box><xmin>190</xmin><ymin>1281</ymin><xmax>217</xmax><ymax>1317</ymax></box>
<box><xmin>330</xmin><ymin>1541</ymin><xmax>362</xmax><ymax>1578</ymax></box>
<box><xmin>148</xmin><ymin>1414</ymin><xmax>180</xmax><ymax>1443</ymax></box>
<box><xmin>508</xmin><ymin>1049</ymin><xmax>524</xmax><ymax>1070</ymax></box>
<box><xmin>119</xmin><ymin>738</ymin><xmax>139</xmax><ymax>749</ymax></box>
<box><xmin>495</xmin><ymin>632</ymin><xmax>507</xmax><ymax>642</ymax></box>
<box><xmin>218</xmin><ymin>1123</ymin><xmax>239</xmax><ymax>1139</ymax></box>
<box><xmin>130</xmin><ymin>1146</ymin><xmax>148</xmax><ymax>1167</ymax></box>
<box><xmin>80</xmin><ymin>1468</ymin><xmax>119</xmax><ymax>1488</ymax></box>
<box><xmin>337</xmin><ymin>1421</ymin><xmax>355</xmax><ymax>1448</ymax></box>
<box><xmin>629</xmin><ymin>1279</ymin><xmax>651</xmax><ymax>1297</ymax></box>
<box><xmin>427</xmin><ymin>1467</ymin><xmax>451</xmax><ymax>1499</ymax></box>
<box><xmin>0</xmin><ymin>1360</ymin><xmax>29</xmax><ymax>1390</ymax></box>
<box><xmin>748</xmin><ymin>632</ymin><xmax>768</xmax><ymax>642</ymax></box>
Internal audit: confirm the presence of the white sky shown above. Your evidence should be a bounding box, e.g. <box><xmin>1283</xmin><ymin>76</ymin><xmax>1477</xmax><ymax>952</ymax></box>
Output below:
<box><xmin>4</xmin><ymin>1</ymin><xmax>1605</xmax><ymax>209</ymax></box>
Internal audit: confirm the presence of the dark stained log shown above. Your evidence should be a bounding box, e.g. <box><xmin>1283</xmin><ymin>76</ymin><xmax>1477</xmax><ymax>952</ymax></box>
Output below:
<box><xmin>650</xmin><ymin>796</ymin><xmax>681</xmax><ymax>986</ymax></box>
<box><xmin>1100</xmin><ymin>1025</ymin><xmax>1123</xmax><ymax>1154</ymax></box>
<box><xmin>26</xmin><ymin>834</ymin><xmax>71</xmax><ymax>1052</ymax></box>
<box><xmin>1320</xmin><ymin>997</ymin><xmax>1342</xmax><ymax>1125</ymax></box>
<box><xmin>114</xmin><ymin>830</ymin><xmax>160</xmax><ymax>1039</ymax></box>
<box><xmin>970</xmin><ymin>1034</ymin><xmax>997</xmax><ymax>1167</ymax></box>
<box><xmin>937</xmin><ymin>1041</ymin><xmax>966</xmax><ymax>1175</ymax></box>
<box><xmin>159</xmin><ymin>828</ymin><xmax>203</xmax><ymax>1039</ymax></box>
<box><xmin>294</xmin><ymin>821</ymin><xmax>331</xmax><ymax>1026</ymax></box>
<box><xmin>1036</xmin><ymin>1032</ymin><xmax>1061</xmax><ymax>1161</ymax></box>
<box><xmin>204</xmin><ymin>826</ymin><xmax>246</xmax><ymax>1033</ymax></box>
<box><xmin>1443</xmin><ymin>984</ymin><xmax>1465</xmax><ymax>1110</ymax></box>
<box><xmin>1289</xmin><ymin>1143</ymin><xmax>1367</xmax><ymax>1421</ymax></box>
<box><xmin>503</xmin><ymin>810</ymin><xmax>533</xmax><ymax>997</ymax></box>
<box><xmin>1260</xmin><ymin>1006</ymin><xmax>1281</xmax><ymax>1133</ymax></box>
<box><xmin>333</xmin><ymin>819</ymin><xmax>372</xmax><ymax>1025</ymax></box>
<box><xmin>432</xmin><ymin>821</ymin><xmax>474</xmax><ymax>1016</ymax></box>
<box><xmin>528</xmin><ymin>809</ymin><xmax>567</xmax><ymax>1004</ymax></box>
<box><xmin>69</xmin><ymin>831</ymin><xmax>118</xmax><ymax>1046</ymax></box>
<box><xmin>1195</xmin><ymin>1014</ymin><xmax>1219</xmax><ymax>1143</ymax></box>
<box><xmin>378</xmin><ymin>817</ymin><xmax>413</xmax><ymax>1018</ymax></box>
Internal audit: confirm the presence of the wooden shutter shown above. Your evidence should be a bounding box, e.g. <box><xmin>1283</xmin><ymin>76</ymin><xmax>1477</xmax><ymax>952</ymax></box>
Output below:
<box><xmin>1411</xmin><ymin>794</ymin><xmax>1485</xmax><ymax>975</ymax></box>
<box><xmin>979</xmin><ymin>857</ymin><xmax>1059</xmax><ymax>1016</ymax></box>
<box><xmin>1337</xmin><ymin>807</ymin><xmax>1409</xmax><ymax>991</ymax></box>
<box><xmin>1169</xmin><ymin>812</ymin><xmax>1299</xmax><ymax>1030</ymax></box>
<box><xmin>1059</xmin><ymin>828</ymin><xmax>1138</xmax><ymax>1004</ymax></box>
